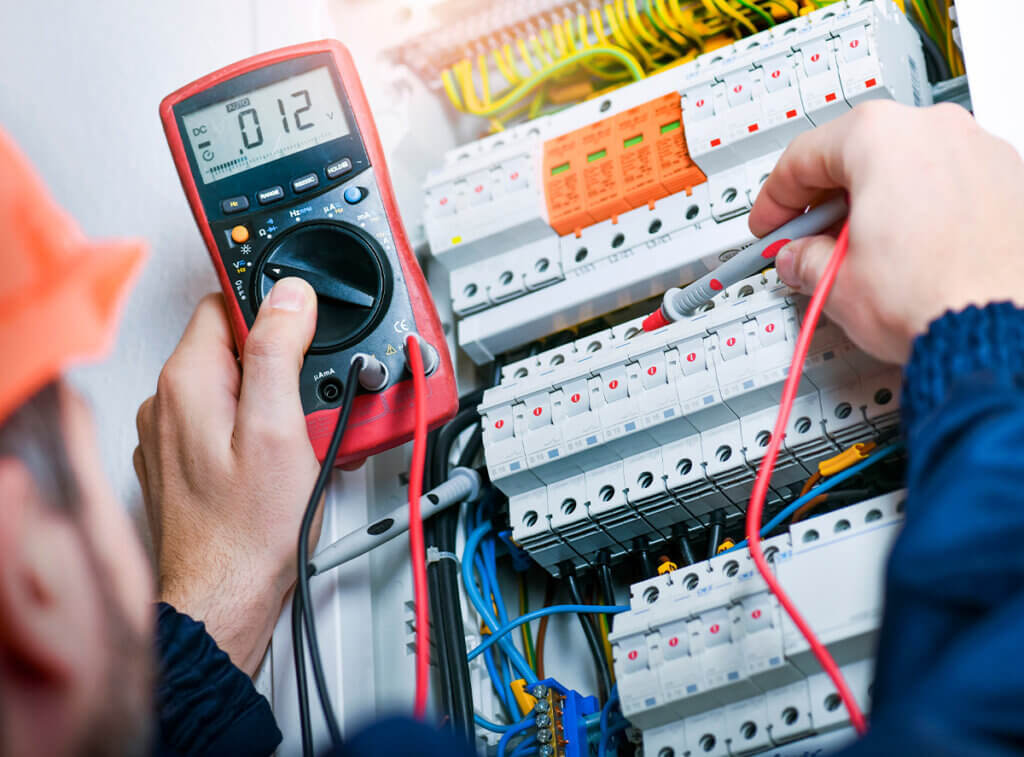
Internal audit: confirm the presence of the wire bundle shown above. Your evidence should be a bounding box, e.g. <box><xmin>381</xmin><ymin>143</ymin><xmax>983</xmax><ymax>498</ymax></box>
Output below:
<box><xmin>441</xmin><ymin>0</ymin><xmax>841</xmax><ymax>129</ymax></box>
<box><xmin>907</xmin><ymin>0</ymin><xmax>963</xmax><ymax>79</ymax></box>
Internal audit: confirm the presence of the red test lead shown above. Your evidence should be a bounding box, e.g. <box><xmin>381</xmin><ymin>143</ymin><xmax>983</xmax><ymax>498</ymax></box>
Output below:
<box><xmin>641</xmin><ymin>195</ymin><xmax>848</xmax><ymax>331</ymax></box>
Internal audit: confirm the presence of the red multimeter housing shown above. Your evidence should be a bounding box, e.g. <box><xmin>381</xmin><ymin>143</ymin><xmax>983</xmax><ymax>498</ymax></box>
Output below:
<box><xmin>160</xmin><ymin>40</ymin><xmax>456</xmax><ymax>464</ymax></box>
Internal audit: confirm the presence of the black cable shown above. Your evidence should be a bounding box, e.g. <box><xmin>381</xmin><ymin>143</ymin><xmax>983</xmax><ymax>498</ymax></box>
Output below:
<box><xmin>457</xmin><ymin>425</ymin><xmax>483</xmax><ymax>469</ymax></box>
<box><xmin>292</xmin><ymin>590</ymin><xmax>314</xmax><ymax>756</ymax></box>
<box><xmin>424</xmin><ymin>393</ymin><xmax>483</xmax><ymax>741</ymax></box>
<box><xmin>633</xmin><ymin>536</ymin><xmax>655</xmax><ymax>580</ymax></box>
<box><xmin>596</xmin><ymin>550</ymin><xmax>616</xmax><ymax>607</ymax></box>
<box><xmin>673</xmin><ymin>525</ymin><xmax>697</xmax><ymax>567</ymax></box>
<box><xmin>564</xmin><ymin>567</ymin><xmax>612</xmax><ymax>703</ymax></box>
<box><xmin>294</xmin><ymin>357</ymin><xmax>364</xmax><ymax>755</ymax></box>
<box><xmin>707</xmin><ymin>510</ymin><xmax>724</xmax><ymax>561</ymax></box>
<box><xmin>907</xmin><ymin>11</ymin><xmax>952</xmax><ymax>82</ymax></box>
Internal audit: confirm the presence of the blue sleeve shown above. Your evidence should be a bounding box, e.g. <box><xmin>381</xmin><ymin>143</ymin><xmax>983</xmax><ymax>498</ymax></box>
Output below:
<box><xmin>327</xmin><ymin>716</ymin><xmax>478</xmax><ymax>757</ymax></box>
<box><xmin>838</xmin><ymin>304</ymin><xmax>1024</xmax><ymax>757</ymax></box>
<box><xmin>154</xmin><ymin>602</ymin><xmax>282</xmax><ymax>757</ymax></box>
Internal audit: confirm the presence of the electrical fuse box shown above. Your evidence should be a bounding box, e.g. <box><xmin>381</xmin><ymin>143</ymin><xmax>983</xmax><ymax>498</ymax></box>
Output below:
<box><xmin>421</xmin><ymin>0</ymin><xmax>930</xmax><ymax>364</ymax></box>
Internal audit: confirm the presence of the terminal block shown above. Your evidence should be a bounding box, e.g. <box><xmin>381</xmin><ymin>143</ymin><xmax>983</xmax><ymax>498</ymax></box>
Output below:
<box><xmin>531</xmin><ymin>679</ymin><xmax>599</xmax><ymax>757</ymax></box>
<box><xmin>609</xmin><ymin>492</ymin><xmax>905</xmax><ymax>756</ymax></box>
<box><xmin>479</xmin><ymin>270</ymin><xmax>901</xmax><ymax>575</ymax></box>
<box><xmin>421</xmin><ymin>0</ymin><xmax>929</xmax><ymax>363</ymax></box>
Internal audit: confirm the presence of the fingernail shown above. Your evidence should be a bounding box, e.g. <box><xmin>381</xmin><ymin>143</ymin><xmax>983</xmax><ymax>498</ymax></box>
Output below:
<box><xmin>775</xmin><ymin>245</ymin><xmax>802</xmax><ymax>289</ymax></box>
<box><xmin>268</xmin><ymin>278</ymin><xmax>308</xmax><ymax>312</ymax></box>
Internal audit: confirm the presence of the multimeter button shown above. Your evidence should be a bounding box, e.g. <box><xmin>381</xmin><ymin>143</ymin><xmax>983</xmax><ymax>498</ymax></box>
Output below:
<box><xmin>221</xmin><ymin>195</ymin><xmax>249</xmax><ymax>214</ymax></box>
<box><xmin>343</xmin><ymin>186</ymin><xmax>365</xmax><ymax>205</ymax></box>
<box><xmin>257</xmin><ymin>185</ymin><xmax>284</xmax><ymax>205</ymax></box>
<box><xmin>292</xmin><ymin>173</ymin><xmax>320</xmax><ymax>193</ymax></box>
<box><xmin>230</xmin><ymin>225</ymin><xmax>249</xmax><ymax>244</ymax></box>
<box><xmin>325</xmin><ymin>158</ymin><xmax>353</xmax><ymax>179</ymax></box>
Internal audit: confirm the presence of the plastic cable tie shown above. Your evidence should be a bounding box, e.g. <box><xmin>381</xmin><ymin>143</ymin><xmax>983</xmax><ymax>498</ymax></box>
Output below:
<box><xmin>426</xmin><ymin>546</ymin><xmax>460</xmax><ymax>566</ymax></box>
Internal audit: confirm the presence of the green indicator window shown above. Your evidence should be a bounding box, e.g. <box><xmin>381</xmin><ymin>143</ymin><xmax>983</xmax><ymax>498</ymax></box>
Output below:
<box><xmin>623</xmin><ymin>134</ymin><xmax>644</xmax><ymax>148</ymax></box>
<box><xmin>660</xmin><ymin>120</ymin><xmax>681</xmax><ymax>134</ymax></box>
<box><xmin>551</xmin><ymin>162</ymin><xmax>571</xmax><ymax>175</ymax></box>
<box><xmin>587</xmin><ymin>148</ymin><xmax>607</xmax><ymax>162</ymax></box>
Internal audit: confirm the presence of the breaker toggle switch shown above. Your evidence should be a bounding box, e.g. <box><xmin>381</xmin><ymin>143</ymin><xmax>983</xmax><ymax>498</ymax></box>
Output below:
<box><xmin>678</xmin><ymin>337</ymin><xmax>707</xmax><ymax>376</ymax></box>
<box><xmin>685</xmin><ymin>84</ymin><xmax>716</xmax><ymax>121</ymax></box>
<box><xmin>756</xmin><ymin>311</ymin><xmax>787</xmax><ymax>346</ymax></box>
<box><xmin>600</xmin><ymin>365</ymin><xmax>629</xmax><ymax>403</ymax></box>
<box><xmin>702</xmin><ymin>609</ymin><xmax>733</xmax><ymax>648</ymax></box>
<box><xmin>487</xmin><ymin>405</ymin><xmax>515</xmax><ymax>441</ymax></box>
<box><xmin>742</xmin><ymin>598</ymin><xmax>774</xmax><ymax>634</ymax></box>
<box><xmin>725</xmin><ymin>72</ymin><xmax>754</xmax><ymax>107</ymax></box>
<box><xmin>618</xmin><ymin>634</ymin><xmax>650</xmax><ymax>672</ymax></box>
<box><xmin>717</xmin><ymin>324</ymin><xmax>747</xmax><ymax>361</ymax></box>
<box><xmin>762</xmin><ymin>55</ymin><xmax>793</xmax><ymax>93</ymax></box>
<box><xmin>638</xmin><ymin>350</ymin><xmax>669</xmax><ymax>389</ymax></box>
<box><xmin>524</xmin><ymin>391</ymin><xmax>553</xmax><ymax>429</ymax></box>
<box><xmin>561</xmin><ymin>377</ymin><xmax>591</xmax><ymax>416</ymax></box>
<box><xmin>839</xmin><ymin>26</ymin><xmax>870</xmax><ymax>62</ymax></box>
<box><xmin>802</xmin><ymin>40</ymin><xmax>832</xmax><ymax>76</ymax></box>
<box><xmin>661</xmin><ymin>620</ymin><xmax>691</xmax><ymax>660</ymax></box>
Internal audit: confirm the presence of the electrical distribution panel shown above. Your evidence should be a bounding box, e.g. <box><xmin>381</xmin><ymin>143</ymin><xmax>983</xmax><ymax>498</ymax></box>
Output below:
<box><xmin>610</xmin><ymin>491</ymin><xmax>905</xmax><ymax>756</ymax></box>
<box><xmin>478</xmin><ymin>270</ymin><xmax>901</xmax><ymax>575</ymax></box>
<box><xmin>421</xmin><ymin>0</ymin><xmax>929</xmax><ymax>364</ymax></box>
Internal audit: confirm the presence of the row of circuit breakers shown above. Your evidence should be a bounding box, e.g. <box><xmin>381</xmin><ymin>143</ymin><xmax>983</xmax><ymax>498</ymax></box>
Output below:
<box><xmin>421</xmin><ymin>0</ymin><xmax>929</xmax><ymax>364</ymax></box>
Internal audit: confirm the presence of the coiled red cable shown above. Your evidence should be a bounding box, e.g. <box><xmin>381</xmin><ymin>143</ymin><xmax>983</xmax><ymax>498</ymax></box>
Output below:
<box><xmin>745</xmin><ymin>221</ymin><xmax>868</xmax><ymax>736</ymax></box>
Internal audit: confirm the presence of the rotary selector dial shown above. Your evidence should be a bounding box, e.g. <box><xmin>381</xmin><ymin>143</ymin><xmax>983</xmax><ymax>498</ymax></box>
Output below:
<box><xmin>254</xmin><ymin>221</ymin><xmax>392</xmax><ymax>352</ymax></box>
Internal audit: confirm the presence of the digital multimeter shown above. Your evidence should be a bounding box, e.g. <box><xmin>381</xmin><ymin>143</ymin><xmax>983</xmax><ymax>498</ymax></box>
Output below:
<box><xmin>160</xmin><ymin>40</ymin><xmax>456</xmax><ymax>464</ymax></box>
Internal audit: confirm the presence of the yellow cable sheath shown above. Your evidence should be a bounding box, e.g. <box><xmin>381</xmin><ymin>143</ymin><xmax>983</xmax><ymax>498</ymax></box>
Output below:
<box><xmin>541</xmin><ymin>27</ymin><xmax>560</xmax><ymax>60</ymax></box>
<box><xmin>578</xmin><ymin>14</ymin><xmax>590</xmax><ymax>48</ymax></box>
<box><xmin>598</xmin><ymin>613</ymin><xmax>616</xmax><ymax>681</ymax></box>
<box><xmin>516</xmin><ymin>38</ymin><xmax>537</xmax><ymax>73</ymax></box>
<box><xmin>770</xmin><ymin>0</ymin><xmax>800</xmax><ymax>16</ymax></box>
<box><xmin>560</xmin><ymin>19</ymin><xmax>577</xmax><ymax>53</ymax></box>
<box><xmin>454</xmin><ymin>59</ymin><xmax>481</xmax><ymax>111</ymax></box>
<box><xmin>609</xmin><ymin>1</ymin><xmax>656</xmax><ymax>68</ymax></box>
<box><xmin>477</xmin><ymin>54</ymin><xmax>491</xmax><ymax>107</ymax></box>
<box><xmin>627</xmin><ymin>0</ymin><xmax>677</xmax><ymax>55</ymax></box>
<box><xmin>454</xmin><ymin>45</ymin><xmax>645</xmax><ymax>117</ymax></box>
<box><xmin>714</xmin><ymin>0</ymin><xmax>759</xmax><ymax>35</ymax></box>
<box><xmin>551</xmin><ymin>23</ymin><xmax>569</xmax><ymax>58</ymax></box>
<box><xmin>501</xmin><ymin>44</ymin><xmax>523</xmax><ymax>82</ymax></box>
<box><xmin>440</xmin><ymin>68</ymin><xmax>464</xmax><ymax>110</ymax></box>
<box><xmin>590</xmin><ymin>8</ymin><xmax>612</xmax><ymax>45</ymax></box>
<box><xmin>530</xmin><ymin>35</ymin><xmax>551</xmax><ymax>66</ymax></box>
<box><xmin>651</xmin><ymin>0</ymin><xmax>694</xmax><ymax>48</ymax></box>
<box><xmin>493</xmin><ymin>47</ymin><xmax>519</xmax><ymax>85</ymax></box>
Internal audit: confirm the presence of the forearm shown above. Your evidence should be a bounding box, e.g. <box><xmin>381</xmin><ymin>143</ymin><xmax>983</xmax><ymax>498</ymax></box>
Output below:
<box><xmin>154</xmin><ymin>602</ymin><xmax>283</xmax><ymax>757</ymax></box>
<box><xmin>839</xmin><ymin>304</ymin><xmax>1024</xmax><ymax>753</ymax></box>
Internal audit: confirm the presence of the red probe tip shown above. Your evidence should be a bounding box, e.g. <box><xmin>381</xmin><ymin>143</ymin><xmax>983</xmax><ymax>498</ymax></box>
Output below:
<box><xmin>642</xmin><ymin>308</ymin><xmax>671</xmax><ymax>332</ymax></box>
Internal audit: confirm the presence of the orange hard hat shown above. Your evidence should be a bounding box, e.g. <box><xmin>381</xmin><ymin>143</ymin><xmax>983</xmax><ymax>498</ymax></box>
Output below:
<box><xmin>0</xmin><ymin>127</ymin><xmax>146</xmax><ymax>425</ymax></box>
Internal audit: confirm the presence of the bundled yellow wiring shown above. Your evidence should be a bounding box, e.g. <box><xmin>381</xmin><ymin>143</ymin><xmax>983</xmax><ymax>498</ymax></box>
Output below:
<box><xmin>441</xmin><ymin>0</ymin><xmax>867</xmax><ymax>128</ymax></box>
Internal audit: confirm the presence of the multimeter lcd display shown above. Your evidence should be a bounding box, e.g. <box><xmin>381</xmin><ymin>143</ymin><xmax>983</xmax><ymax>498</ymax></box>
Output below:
<box><xmin>182</xmin><ymin>66</ymin><xmax>349</xmax><ymax>184</ymax></box>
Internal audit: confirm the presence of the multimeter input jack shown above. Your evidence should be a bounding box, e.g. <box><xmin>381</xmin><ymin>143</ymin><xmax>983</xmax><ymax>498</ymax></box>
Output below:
<box><xmin>317</xmin><ymin>377</ymin><xmax>344</xmax><ymax>404</ymax></box>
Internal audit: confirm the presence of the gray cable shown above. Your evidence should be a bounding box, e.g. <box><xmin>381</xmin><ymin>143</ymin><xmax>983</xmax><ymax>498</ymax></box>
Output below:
<box><xmin>310</xmin><ymin>466</ymin><xmax>481</xmax><ymax>574</ymax></box>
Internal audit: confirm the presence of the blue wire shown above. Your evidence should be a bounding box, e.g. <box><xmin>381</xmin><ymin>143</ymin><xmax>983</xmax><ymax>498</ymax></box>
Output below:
<box><xmin>475</xmin><ymin>713</ymin><xmax>509</xmax><ymax>732</ymax></box>
<box><xmin>497</xmin><ymin>715</ymin><xmax>535</xmax><ymax>757</ymax></box>
<box><xmin>464</xmin><ymin>524</ymin><xmax>538</xmax><ymax>682</ymax></box>
<box><xmin>482</xmin><ymin>539</ymin><xmax>518</xmax><ymax>701</ymax></box>
<box><xmin>475</xmin><ymin>550</ymin><xmax>519</xmax><ymax>717</ymax></box>
<box><xmin>467</xmin><ymin>603</ymin><xmax>631</xmax><ymax>662</ymax></box>
<box><xmin>598</xmin><ymin>685</ymin><xmax>620</xmax><ymax>757</ymax></box>
<box><xmin>510</xmin><ymin>736</ymin><xmax>538</xmax><ymax>756</ymax></box>
<box><xmin>725</xmin><ymin>442</ymin><xmax>904</xmax><ymax>553</ymax></box>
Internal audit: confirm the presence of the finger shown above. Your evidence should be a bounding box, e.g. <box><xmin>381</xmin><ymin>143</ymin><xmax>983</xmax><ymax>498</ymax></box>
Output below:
<box><xmin>132</xmin><ymin>446</ymin><xmax>152</xmax><ymax>511</ymax></box>
<box><xmin>234</xmin><ymin>277</ymin><xmax>318</xmax><ymax>450</ymax></box>
<box><xmin>158</xmin><ymin>295</ymin><xmax>241</xmax><ymax>444</ymax></box>
<box><xmin>775</xmin><ymin>234</ymin><xmax>837</xmax><ymax>294</ymax></box>
<box><xmin>135</xmin><ymin>395</ymin><xmax>155</xmax><ymax>445</ymax></box>
<box><xmin>749</xmin><ymin>112</ymin><xmax>860</xmax><ymax>236</ymax></box>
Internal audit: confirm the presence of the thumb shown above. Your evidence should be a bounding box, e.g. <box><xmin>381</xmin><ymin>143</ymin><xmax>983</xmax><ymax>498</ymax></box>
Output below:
<box><xmin>774</xmin><ymin>234</ymin><xmax>837</xmax><ymax>294</ymax></box>
<box><xmin>235</xmin><ymin>277</ymin><xmax>318</xmax><ymax>448</ymax></box>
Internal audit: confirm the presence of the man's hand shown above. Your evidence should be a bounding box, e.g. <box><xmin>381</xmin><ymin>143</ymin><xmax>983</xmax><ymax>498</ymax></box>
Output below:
<box><xmin>134</xmin><ymin>278</ymin><xmax>320</xmax><ymax>676</ymax></box>
<box><xmin>750</xmin><ymin>101</ymin><xmax>1024</xmax><ymax>364</ymax></box>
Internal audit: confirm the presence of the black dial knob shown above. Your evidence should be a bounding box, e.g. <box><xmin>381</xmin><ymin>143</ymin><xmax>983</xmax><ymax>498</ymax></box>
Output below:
<box><xmin>254</xmin><ymin>221</ymin><xmax>392</xmax><ymax>353</ymax></box>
